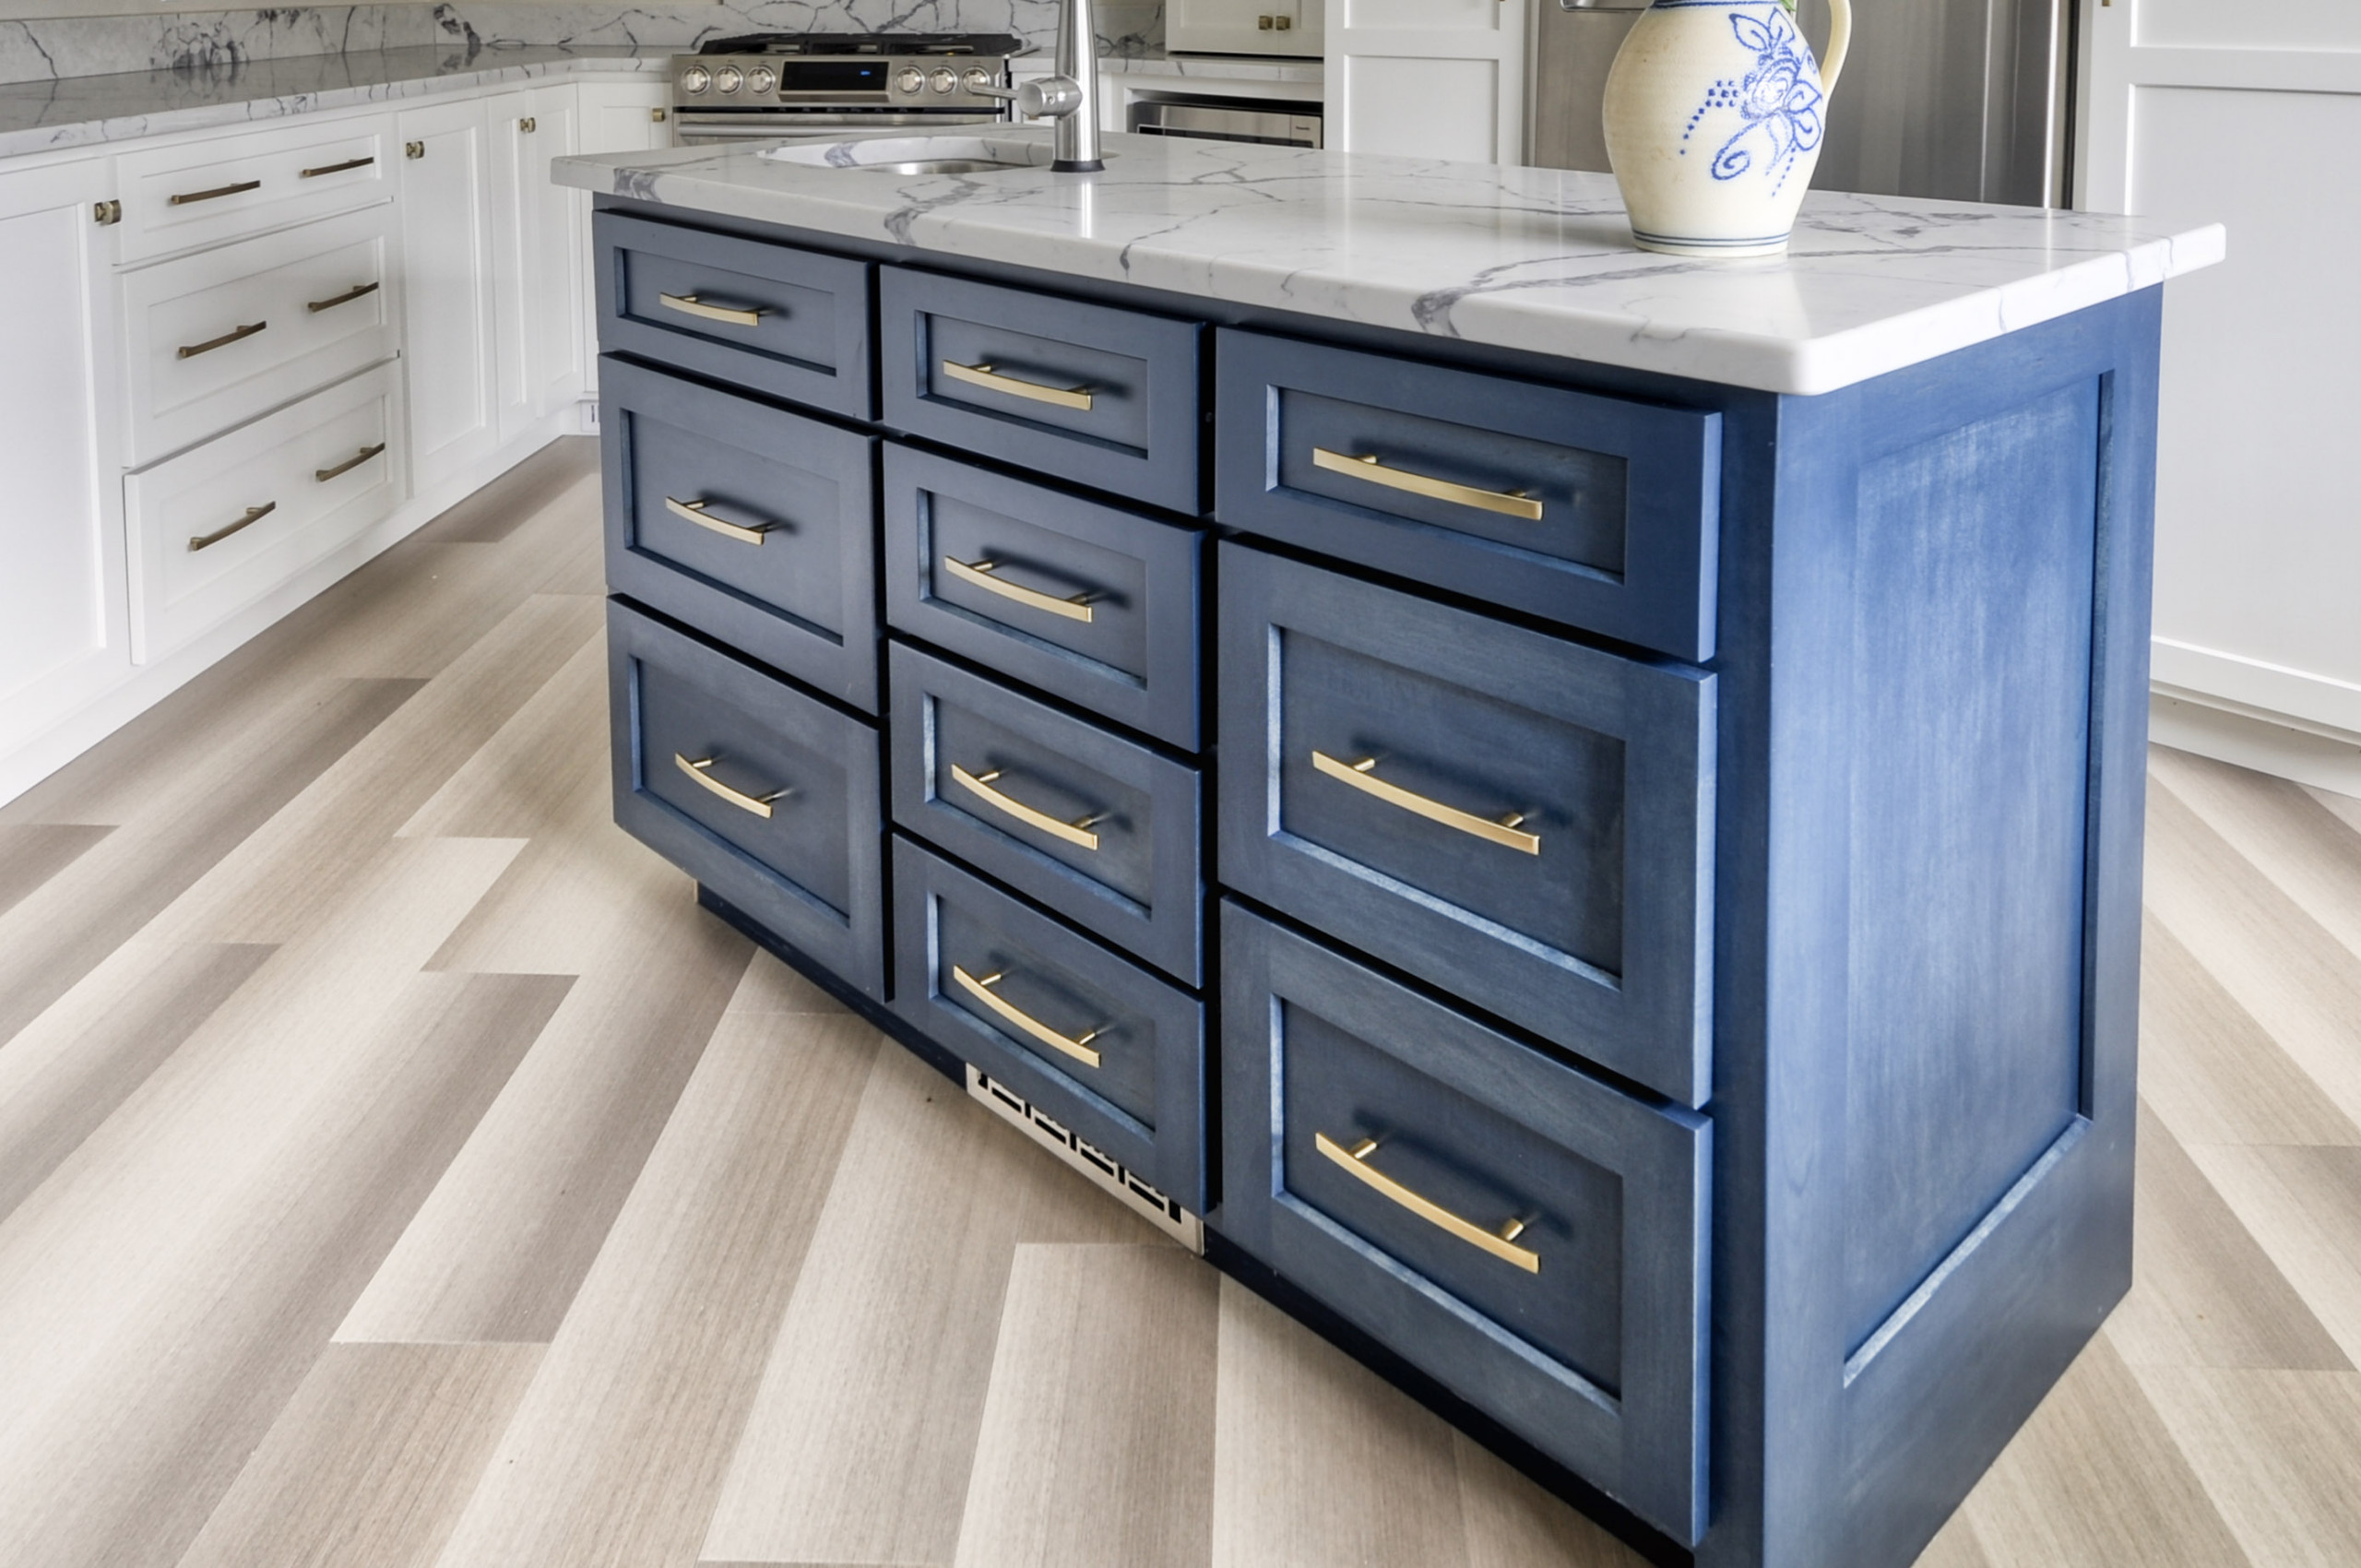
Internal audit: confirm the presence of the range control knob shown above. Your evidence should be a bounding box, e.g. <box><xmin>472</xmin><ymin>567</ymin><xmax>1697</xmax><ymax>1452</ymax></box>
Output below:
<box><xmin>962</xmin><ymin>67</ymin><xmax>996</xmax><ymax>93</ymax></box>
<box><xmin>680</xmin><ymin>64</ymin><xmax>710</xmax><ymax>94</ymax></box>
<box><xmin>929</xmin><ymin>67</ymin><xmax>957</xmax><ymax>94</ymax></box>
<box><xmin>747</xmin><ymin>65</ymin><xmax>777</xmax><ymax>95</ymax></box>
<box><xmin>714</xmin><ymin>65</ymin><xmax>743</xmax><ymax>94</ymax></box>
<box><xmin>895</xmin><ymin>66</ymin><xmax>925</xmax><ymax>94</ymax></box>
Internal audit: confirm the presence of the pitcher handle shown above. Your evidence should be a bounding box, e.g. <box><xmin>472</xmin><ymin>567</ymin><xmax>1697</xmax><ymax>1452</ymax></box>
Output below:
<box><xmin>1820</xmin><ymin>0</ymin><xmax>1852</xmax><ymax>98</ymax></box>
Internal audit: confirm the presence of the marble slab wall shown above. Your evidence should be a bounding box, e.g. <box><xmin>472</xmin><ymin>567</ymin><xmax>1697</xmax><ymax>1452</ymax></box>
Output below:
<box><xmin>0</xmin><ymin>0</ymin><xmax>1162</xmax><ymax>87</ymax></box>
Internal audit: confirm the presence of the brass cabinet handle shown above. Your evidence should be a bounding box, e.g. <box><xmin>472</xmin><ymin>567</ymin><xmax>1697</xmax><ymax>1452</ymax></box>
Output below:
<box><xmin>658</xmin><ymin>291</ymin><xmax>766</xmax><ymax>327</ymax></box>
<box><xmin>1311</xmin><ymin>446</ymin><xmax>1544</xmax><ymax>522</ymax></box>
<box><xmin>941</xmin><ymin>555</ymin><xmax>1094</xmax><ymax>623</ymax></box>
<box><xmin>674</xmin><ymin>754</ymin><xmax>786</xmax><ymax>818</ymax></box>
<box><xmin>941</xmin><ymin>360</ymin><xmax>1095</xmax><ymax>411</ymax></box>
<box><xmin>188</xmin><ymin>501</ymin><xmax>275</xmax><ymax>552</ymax></box>
<box><xmin>176</xmin><ymin>319</ymin><xmax>267</xmax><ymax>359</ymax></box>
<box><xmin>664</xmin><ymin>496</ymin><xmax>772</xmax><ymax>544</ymax></box>
<box><xmin>517</xmin><ymin>116</ymin><xmax>537</xmax><ymax>133</ymax></box>
<box><xmin>950</xmin><ymin>764</ymin><xmax>1104</xmax><ymax>850</ymax></box>
<box><xmin>1311</xmin><ymin>750</ymin><xmax>1539</xmax><ymax>855</ymax></box>
<box><xmin>299</xmin><ymin>155</ymin><xmax>375</xmax><ymax>178</ymax></box>
<box><xmin>168</xmin><ymin>178</ymin><xmax>262</xmax><ymax>207</ymax></box>
<box><xmin>306</xmin><ymin>280</ymin><xmax>380</xmax><ymax>314</ymax></box>
<box><xmin>314</xmin><ymin>443</ymin><xmax>386</xmax><ymax>482</ymax></box>
<box><xmin>405</xmin><ymin>140</ymin><xmax>426</xmax><ymax>160</ymax></box>
<box><xmin>951</xmin><ymin>965</ymin><xmax>1104</xmax><ymax>1067</ymax></box>
<box><xmin>1314</xmin><ymin>1132</ymin><xmax>1540</xmax><ymax>1274</ymax></box>
<box><xmin>652</xmin><ymin>107</ymin><xmax>669</xmax><ymax>123</ymax></box>
<box><xmin>93</xmin><ymin>199</ymin><xmax>122</xmax><ymax>225</ymax></box>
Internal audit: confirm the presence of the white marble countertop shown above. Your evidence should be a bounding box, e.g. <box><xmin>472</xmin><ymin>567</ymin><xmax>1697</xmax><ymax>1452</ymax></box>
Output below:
<box><xmin>557</xmin><ymin>125</ymin><xmax>2221</xmax><ymax>396</ymax></box>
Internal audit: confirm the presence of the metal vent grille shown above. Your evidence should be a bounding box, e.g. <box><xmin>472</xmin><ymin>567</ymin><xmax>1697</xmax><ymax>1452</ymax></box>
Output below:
<box><xmin>966</xmin><ymin>1066</ymin><xmax>1204</xmax><ymax>1253</ymax></box>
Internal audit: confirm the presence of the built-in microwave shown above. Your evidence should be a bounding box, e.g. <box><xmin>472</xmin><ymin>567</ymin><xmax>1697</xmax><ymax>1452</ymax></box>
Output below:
<box><xmin>1165</xmin><ymin>0</ymin><xmax>1323</xmax><ymax>59</ymax></box>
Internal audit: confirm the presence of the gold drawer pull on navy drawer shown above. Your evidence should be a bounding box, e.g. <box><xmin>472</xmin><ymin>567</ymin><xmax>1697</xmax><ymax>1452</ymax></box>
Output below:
<box><xmin>952</xmin><ymin>965</ymin><xmax>1106</xmax><ymax>1067</ymax></box>
<box><xmin>1311</xmin><ymin>751</ymin><xmax>1540</xmax><ymax>855</ymax></box>
<box><xmin>298</xmin><ymin>155</ymin><xmax>375</xmax><ymax>179</ymax></box>
<box><xmin>942</xmin><ymin>554</ymin><xmax>1096</xmax><ymax>623</ymax></box>
<box><xmin>664</xmin><ymin>495</ymin><xmax>774</xmax><ymax>545</ymax></box>
<box><xmin>306</xmin><ymin>280</ymin><xmax>380</xmax><ymax>314</ymax></box>
<box><xmin>188</xmin><ymin>501</ymin><xmax>275</xmax><ymax>552</ymax></box>
<box><xmin>675</xmin><ymin>754</ymin><xmax>788</xmax><ymax>818</ymax></box>
<box><xmin>951</xmin><ymin>764</ymin><xmax>1106</xmax><ymax>849</ymax></box>
<box><xmin>941</xmin><ymin>359</ymin><xmax>1096</xmax><ymax>412</ymax></box>
<box><xmin>658</xmin><ymin>291</ymin><xmax>767</xmax><ymax>327</ymax></box>
<box><xmin>177</xmin><ymin>319</ymin><xmax>267</xmax><ymax>360</ymax></box>
<box><xmin>1311</xmin><ymin>446</ymin><xmax>1543</xmax><ymax>522</ymax></box>
<box><xmin>1315</xmin><ymin>1131</ymin><xmax>1541</xmax><ymax>1274</ymax></box>
<box><xmin>168</xmin><ymin>178</ymin><xmax>262</xmax><ymax>207</ymax></box>
<box><xmin>314</xmin><ymin>443</ymin><xmax>386</xmax><ymax>483</ymax></box>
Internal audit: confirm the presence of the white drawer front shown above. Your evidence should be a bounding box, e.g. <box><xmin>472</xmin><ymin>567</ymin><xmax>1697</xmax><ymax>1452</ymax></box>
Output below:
<box><xmin>124</xmin><ymin>204</ymin><xmax>397</xmax><ymax>466</ymax></box>
<box><xmin>115</xmin><ymin>115</ymin><xmax>391</xmax><ymax>264</ymax></box>
<box><xmin>126</xmin><ymin>362</ymin><xmax>405</xmax><ymax>662</ymax></box>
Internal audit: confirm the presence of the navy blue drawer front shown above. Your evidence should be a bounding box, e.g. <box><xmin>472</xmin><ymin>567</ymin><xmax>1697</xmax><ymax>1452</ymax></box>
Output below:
<box><xmin>1220</xmin><ymin>905</ymin><xmax>1707</xmax><ymax>1543</ymax></box>
<box><xmin>1217</xmin><ymin>543</ymin><xmax>1714</xmax><ymax>1106</ymax></box>
<box><xmin>879</xmin><ymin>268</ymin><xmax>1204</xmax><ymax>515</ymax></box>
<box><xmin>595</xmin><ymin>210</ymin><xmax>874</xmax><ymax>420</ymax></box>
<box><xmin>608</xmin><ymin>598</ymin><xmax>884</xmax><ymax>998</ymax></box>
<box><xmin>889</xmin><ymin>640</ymin><xmax>1203</xmax><ymax>985</ymax></box>
<box><xmin>883</xmin><ymin>444</ymin><xmax>1205</xmax><ymax>750</ymax></box>
<box><xmin>893</xmin><ymin>835</ymin><xmax>1205</xmax><ymax>1209</ymax></box>
<box><xmin>1215</xmin><ymin>329</ymin><xmax>1720</xmax><ymax>662</ymax></box>
<box><xmin>600</xmin><ymin>357</ymin><xmax>880</xmax><ymax>711</ymax></box>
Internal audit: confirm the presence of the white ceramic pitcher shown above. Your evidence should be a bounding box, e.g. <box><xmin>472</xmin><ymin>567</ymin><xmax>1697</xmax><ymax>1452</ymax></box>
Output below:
<box><xmin>1600</xmin><ymin>0</ymin><xmax>1853</xmax><ymax>257</ymax></box>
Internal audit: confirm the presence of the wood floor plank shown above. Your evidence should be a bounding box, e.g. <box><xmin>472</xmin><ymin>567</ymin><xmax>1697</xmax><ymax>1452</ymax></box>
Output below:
<box><xmin>722</xmin><ymin>949</ymin><xmax>851</xmax><ymax>1016</ymax></box>
<box><xmin>2105</xmin><ymin>1102</ymin><xmax>2348</xmax><ymax>1371</ymax></box>
<box><xmin>175</xmin><ymin>1341</ymin><xmax>546</xmax><ymax>1568</ymax></box>
<box><xmin>397</xmin><ymin>632</ymin><xmax>607</xmax><ymax>848</ymax></box>
<box><xmin>425</xmin><ymin>1009</ymin><xmax>878</xmax><ymax>1568</ymax></box>
<box><xmin>0</xmin><ymin>939</ymin><xmax>275</xmax><ymax>1222</ymax></box>
<box><xmin>0</xmin><ymin>823</ymin><xmax>111</xmax><ymax>916</ymax></box>
<box><xmin>2130</xmin><ymin>1365</ymin><xmax>2361</xmax><ymax>1568</ymax></box>
<box><xmin>950</xmin><ymin>1243</ymin><xmax>1219</xmax><ymax>1568</ymax></box>
<box><xmin>2301</xmin><ymin>781</ymin><xmax>2361</xmax><ymax>837</ymax></box>
<box><xmin>413</xmin><ymin>436</ymin><xmax>599</xmax><ymax>546</ymax></box>
<box><xmin>2153</xmin><ymin>745</ymin><xmax>2361</xmax><ymax>962</ymax></box>
<box><xmin>2137</xmin><ymin>913</ymin><xmax>2361</xmax><ymax>1146</ymax></box>
<box><xmin>1958</xmin><ymin>1330</ymin><xmax>2249</xmax><ymax>1568</ymax></box>
<box><xmin>1907</xmin><ymin>1511</ymin><xmax>1998</xmax><ymax>1568</ymax></box>
<box><xmin>699</xmin><ymin>1043</ymin><xmax>1158</xmax><ymax>1568</ymax></box>
<box><xmin>1210</xmin><ymin>1275</ymin><xmax>1470</xmax><ymax>1568</ymax></box>
<box><xmin>1453</xmin><ymin>1431</ymin><xmax>1645</xmax><ymax>1568</ymax></box>
<box><xmin>2189</xmin><ymin>1144</ymin><xmax>2361</xmax><ymax>1368</ymax></box>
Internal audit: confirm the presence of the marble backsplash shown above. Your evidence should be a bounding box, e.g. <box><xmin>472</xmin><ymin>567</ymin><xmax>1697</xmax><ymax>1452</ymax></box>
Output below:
<box><xmin>0</xmin><ymin>0</ymin><xmax>1164</xmax><ymax>87</ymax></box>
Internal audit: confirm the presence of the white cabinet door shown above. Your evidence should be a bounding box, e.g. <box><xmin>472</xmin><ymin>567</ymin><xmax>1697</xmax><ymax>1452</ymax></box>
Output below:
<box><xmin>575</xmin><ymin>79</ymin><xmax>674</xmax><ymax>398</ymax></box>
<box><xmin>1326</xmin><ymin>0</ymin><xmax>1528</xmax><ymax>162</ymax></box>
<box><xmin>397</xmin><ymin>94</ymin><xmax>499</xmax><ymax>493</ymax></box>
<box><xmin>0</xmin><ymin>157</ymin><xmax>125</xmax><ymax>753</ymax></box>
<box><xmin>488</xmin><ymin>83</ymin><xmax>586</xmax><ymax>444</ymax></box>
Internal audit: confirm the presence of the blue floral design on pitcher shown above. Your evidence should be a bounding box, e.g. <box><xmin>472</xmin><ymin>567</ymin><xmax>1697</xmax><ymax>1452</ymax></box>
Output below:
<box><xmin>1686</xmin><ymin>6</ymin><xmax>1824</xmax><ymax>192</ymax></box>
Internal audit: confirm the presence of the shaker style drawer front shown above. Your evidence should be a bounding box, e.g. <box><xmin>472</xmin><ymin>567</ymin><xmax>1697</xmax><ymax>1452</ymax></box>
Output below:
<box><xmin>125</xmin><ymin>362</ymin><xmax>404</xmax><ymax>663</ymax></box>
<box><xmin>883</xmin><ymin>445</ymin><xmax>1205</xmax><ymax>749</ymax></box>
<box><xmin>595</xmin><ymin>210</ymin><xmax>874</xmax><ymax>419</ymax></box>
<box><xmin>116</xmin><ymin>115</ymin><xmax>392</xmax><ymax>264</ymax></box>
<box><xmin>1220</xmin><ymin>907</ymin><xmax>1708</xmax><ymax>1544</ymax></box>
<box><xmin>1217</xmin><ymin>544</ymin><xmax>1714</xmax><ymax>1105</ymax></box>
<box><xmin>608</xmin><ymin>599</ymin><xmax>885</xmax><ymax>998</ymax></box>
<box><xmin>122</xmin><ymin>203</ymin><xmax>399</xmax><ymax>466</ymax></box>
<box><xmin>1216</xmin><ymin>329</ymin><xmax>1721</xmax><ymax>662</ymax></box>
<box><xmin>880</xmin><ymin>268</ymin><xmax>1204</xmax><ymax>515</ymax></box>
<box><xmin>889</xmin><ymin>642</ymin><xmax>1203</xmax><ymax>985</ymax></box>
<box><xmin>892</xmin><ymin>836</ymin><xmax>1206</xmax><ymax>1209</ymax></box>
<box><xmin>601</xmin><ymin>357</ymin><xmax>880</xmax><ymax>711</ymax></box>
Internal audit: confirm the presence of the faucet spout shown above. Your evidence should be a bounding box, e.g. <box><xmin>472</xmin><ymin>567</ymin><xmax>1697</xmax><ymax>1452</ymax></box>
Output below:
<box><xmin>999</xmin><ymin>0</ymin><xmax>1103</xmax><ymax>169</ymax></box>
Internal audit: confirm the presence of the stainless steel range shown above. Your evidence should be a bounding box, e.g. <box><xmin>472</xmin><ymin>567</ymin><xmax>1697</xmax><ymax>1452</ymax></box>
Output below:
<box><xmin>669</xmin><ymin>32</ymin><xmax>1023</xmax><ymax>146</ymax></box>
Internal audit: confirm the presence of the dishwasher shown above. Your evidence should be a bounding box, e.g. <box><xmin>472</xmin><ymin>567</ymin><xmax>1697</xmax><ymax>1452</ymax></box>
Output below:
<box><xmin>1128</xmin><ymin>96</ymin><xmax>1323</xmax><ymax>150</ymax></box>
<box><xmin>1529</xmin><ymin>0</ymin><xmax>1649</xmax><ymax>172</ymax></box>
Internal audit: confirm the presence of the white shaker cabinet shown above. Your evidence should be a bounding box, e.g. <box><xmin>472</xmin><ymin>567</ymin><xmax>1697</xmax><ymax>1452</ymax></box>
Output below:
<box><xmin>487</xmin><ymin>84</ymin><xmax>587</xmax><ymax>444</ymax></box>
<box><xmin>1325</xmin><ymin>0</ymin><xmax>1527</xmax><ymax>161</ymax></box>
<box><xmin>397</xmin><ymin>93</ymin><xmax>500</xmax><ymax>493</ymax></box>
<box><xmin>0</xmin><ymin>156</ymin><xmax>126</xmax><ymax>754</ymax></box>
<box><xmin>575</xmin><ymin>79</ymin><xmax>673</xmax><ymax>400</ymax></box>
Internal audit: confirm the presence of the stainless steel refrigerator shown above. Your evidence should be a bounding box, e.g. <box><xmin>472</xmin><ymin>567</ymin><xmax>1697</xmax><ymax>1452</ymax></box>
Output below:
<box><xmin>1529</xmin><ymin>0</ymin><xmax>2074</xmax><ymax>207</ymax></box>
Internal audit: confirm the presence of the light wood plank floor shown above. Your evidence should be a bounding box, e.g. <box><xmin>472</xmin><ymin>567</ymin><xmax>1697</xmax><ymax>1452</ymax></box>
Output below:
<box><xmin>2</xmin><ymin>438</ymin><xmax>2356</xmax><ymax>1568</ymax></box>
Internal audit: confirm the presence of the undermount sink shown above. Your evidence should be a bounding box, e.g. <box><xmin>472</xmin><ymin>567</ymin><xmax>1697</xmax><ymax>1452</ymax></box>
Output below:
<box><xmin>759</xmin><ymin>136</ymin><xmax>1056</xmax><ymax>176</ymax></box>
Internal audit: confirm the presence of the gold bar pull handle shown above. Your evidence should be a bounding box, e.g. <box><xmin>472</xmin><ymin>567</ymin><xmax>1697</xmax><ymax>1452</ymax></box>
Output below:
<box><xmin>1310</xmin><ymin>751</ymin><xmax>1539</xmax><ymax>855</ymax></box>
<box><xmin>299</xmin><ymin>155</ymin><xmax>375</xmax><ymax>178</ymax></box>
<box><xmin>950</xmin><ymin>764</ymin><xmax>1103</xmax><ymax>850</ymax></box>
<box><xmin>306</xmin><ymin>280</ymin><xmax>380</xmax><ymax>314</ymax></box>
<box><xmin>941</xmin><ymin>555</ymin><xmax>1095</xmax><ymax>623</ymax></box>
<box><xmin>658</xmin><ymin>291</ymin><xmax>766</xmax><ymax>327</ymax></box>
<box><xmin>314</xmin><ymin>443</ymin><xmax>386</xmax><ymax>483</ymax></box>
<box><xmin>1311</xmin><ymin>446</ymin><xmax>1544</xmax><ymax>522</ymax></box>
<box><xmin>188</xmin><ymin>501</ymin><xmax>276</xmax><ymax>552</ymax></box>
<box><xmin>951</xmin><ymin>965</ymin><xmax>1104</xmax><ymax>1067</ymax></box>
<box><xmin>1314</xmin><ymin>1132</ymin><xmax>1540</xmax><ymax>1274</ymax></box>
<box><xmin>168</xmin><ymin>178</ymin><xmax>262</xmax><ymax>207</ymax></box>
<box><xmin>674</xmin><ymin>754</ymin><xmax>788</xmax><ymax>818</ymax></box>
<box><xmin>664</xmin><ymin>496</ymin><xmax>773</xmax><ymax>545</ymax></box>
<box><xmin>941</xmin><ymin>360</ymin><xmax>1095</xmax><ymax>412</ymax></box>
<box><xmin>176</xmin><ymin>319</ymin><xmax>267</xmax><ymax>360</ymax></box>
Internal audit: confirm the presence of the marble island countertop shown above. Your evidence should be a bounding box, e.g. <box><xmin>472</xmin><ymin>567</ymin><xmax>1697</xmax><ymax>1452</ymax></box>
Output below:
<box><xmin>557</xmin><ymin>125</ymin><xmax>2223</xmax><ymax>397</ymax></box>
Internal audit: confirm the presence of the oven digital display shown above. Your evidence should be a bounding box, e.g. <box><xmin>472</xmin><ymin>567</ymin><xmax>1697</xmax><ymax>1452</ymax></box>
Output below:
<box><xmin>777</xmin><ymin>62</ymin><xmax>890</xmax><ymax>91</ymax></box>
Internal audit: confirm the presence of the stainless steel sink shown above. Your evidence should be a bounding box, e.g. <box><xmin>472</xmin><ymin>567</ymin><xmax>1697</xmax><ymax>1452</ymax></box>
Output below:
<box><xmin>760</xmin><ymin>137</ymin><xmax>1052</xmax><ymax>175</ymax></box>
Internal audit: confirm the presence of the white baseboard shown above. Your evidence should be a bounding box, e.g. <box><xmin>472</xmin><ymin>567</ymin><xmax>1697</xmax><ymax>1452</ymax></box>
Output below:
<box><xmin>2151</xmin><ymin>637</ymin><xmax>2361</xmax><ymax>740</ymax></box>
<box><xmin>2150</xmin><ymin>691</ymin><xmax>2361</xmax><ymax>799</ymax></box>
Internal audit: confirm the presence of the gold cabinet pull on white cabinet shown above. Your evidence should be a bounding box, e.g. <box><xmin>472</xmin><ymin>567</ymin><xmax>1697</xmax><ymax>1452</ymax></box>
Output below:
<box><xmin>305</xmin><ymin>280</ymin><xmax>380</xmax><ymax>314</ymax></box>
<box><xmin>168</xmin><ymin>178</ymin><xmax>262</xmax><ymax>207</ymax></box>
<box><xmin>314</xmin><ymin>444</ymin><xmax>386</xmax><ymax>483</ymax></box>
<box><xmin>176</xmin><ymin>319</ymin><xmax>267</xmax><ymax>360</ymax></box>
<box><xmin>187</xmin><ymin>501</ymin><xmax>276</xmax><ymax>552</ymax></box>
